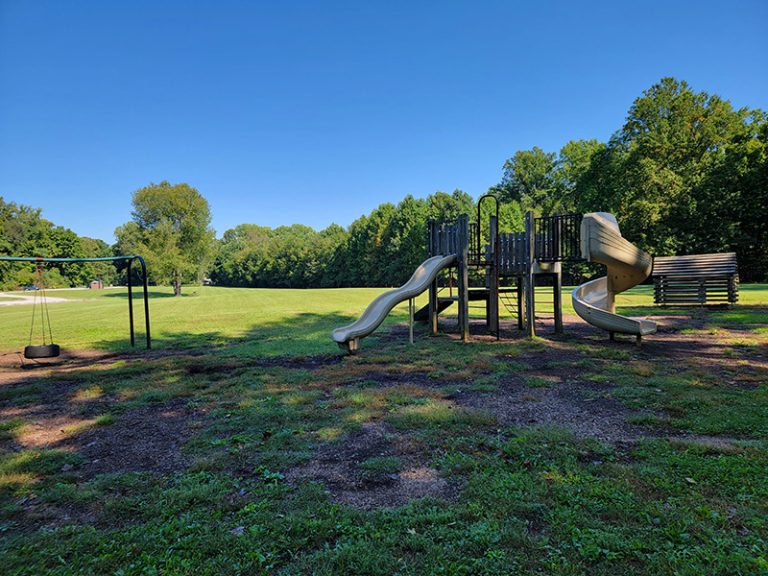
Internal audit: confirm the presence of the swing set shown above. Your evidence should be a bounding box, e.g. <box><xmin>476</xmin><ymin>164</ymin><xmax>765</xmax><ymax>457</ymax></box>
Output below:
<box><xmin>0</xmin><ymin>255</ymin><xmax>151</xmax><ymax>359</ymax></box>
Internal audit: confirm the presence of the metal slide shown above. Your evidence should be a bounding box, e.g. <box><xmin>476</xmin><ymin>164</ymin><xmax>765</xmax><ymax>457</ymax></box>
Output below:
<box><xmin>572</xmin><ymin>213</ymin><xmax>656</xmax><ymax>338</ymax></box>
<box><xmin>332</xmin><ymin>254</ymin><xmax>456</xmax><ymax>353</ymax></box>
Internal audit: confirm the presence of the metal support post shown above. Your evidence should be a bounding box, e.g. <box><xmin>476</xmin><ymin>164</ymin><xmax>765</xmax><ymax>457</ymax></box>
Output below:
<box><xmin>554</xmin><ymin>269</ymin><xmax>563</xmax><ymax>334</ymax></box>
<box><xmin>127</xmin><ymin>260</ymin><xmax>135</xmax><ymax>347</ymax></box>
<box><xmin>488</xmin><ymin>215</ymin><xmax>499</xmax><ymax>338</ymax></box>
<box><xmin>136</xmin><ymin>256</ymin><xmax>152</xmax><ymax>349</ymax></box>
<box><xmin>409</xmin><ymin>298</ymin><xmax>414</xmax><ymax>344</ymax></box>
<box><xmin>457</xmin><ymin>214</ymin><xmax>470</xmax><ymax>341</ymax></box>
<box><xmin>524</xmin><ymin>212</ymin><xmax>536</xmax><ymax>338</ymax></box>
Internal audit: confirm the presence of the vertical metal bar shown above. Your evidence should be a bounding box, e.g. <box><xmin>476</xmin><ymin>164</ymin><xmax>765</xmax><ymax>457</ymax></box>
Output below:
<box><xmin>127</xmin><ymin>260</ymin><xmax>135</xmax><ymax>347</ymax></box>
<box><xmin>554</xmin><ymin>268</ymin><xmax>563</xmax><ymax>334</ymax></box>
<box><xmin>138</xmin><ymin>256</ymin><xmax>151</xmax><ymax>349</ymax></box>
<box><xmin>489</xmin><ymin>215</ymin><xmax>499</xmax><ymax>338</ymax></box>
<box><xmin>457</xmin><ymin>214</ymin><xmax>470</xmax><ymax>341</ymax></box>
<box><xmin>524</xmin><ymin>212</ymin><xmax>536</xmax><ymax>338</ymax></box>
<box><xmin>409</xmin><ymin>298</ymin><xmax>414</xmax><ymax>344</ymax></box>
<box><xmin>429</xmin><ymin>276</ymin><xmax>438</xmax><ymax>336</ymax></box>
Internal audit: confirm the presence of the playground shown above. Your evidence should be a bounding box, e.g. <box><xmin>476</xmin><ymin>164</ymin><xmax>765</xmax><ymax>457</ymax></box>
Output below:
<box><xmin>1</xmin><ymin>277</ymin><xmax>767</xmax><ymax>573</ymax></box>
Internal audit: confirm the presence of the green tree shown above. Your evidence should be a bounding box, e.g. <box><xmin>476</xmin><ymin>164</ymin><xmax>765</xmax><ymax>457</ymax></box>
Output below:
<box><xmin>554</xmin><ymin>139</ymin><xmax>605</xmax><ymax>212</ymax></box>
<box><xmin>212</xmin><ymin>224</ymin><xmax>272</xmax><ymax>287</ymax></box>
<box><xmin>0</xmin><ymin>197</ymin><xmax>116</xmax><ymax>289</ymax></box>
<box><xmin>576</xmin><ymin>78</ymin><xmax>754</xmax><ymax>256</ymax></box>
<box><xmin>427</xmin><ymin>190</ymin><xmax>475</xmax><ymax>222</ymax></box>
<box><xmin>381</xmin><ymin>195</ymin><xmax>429</xmax><ymax>284</ymax></box>
<box><xmin>497</xmin><ymin>147</ymin><xmax>558</xmax><ymax>215</ymax></box>
<box><xmin>696</xmin><ymin>111</ymin><xmax>768</xmax><ymax>280</ymax></box>
<box><xmin>115</xmin><ymin>181</ymin><xmax>215</xmax><ymax>295</ymax></box>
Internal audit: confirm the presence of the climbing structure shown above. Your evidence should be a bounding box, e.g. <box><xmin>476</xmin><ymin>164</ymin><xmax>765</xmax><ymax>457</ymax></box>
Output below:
<box><xmin>424</xmin><ymin>196</ymin><xmax>583</xmax><ymax>341</ymax></box>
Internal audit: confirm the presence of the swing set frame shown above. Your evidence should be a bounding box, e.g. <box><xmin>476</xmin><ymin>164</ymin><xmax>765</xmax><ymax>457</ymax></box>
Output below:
<box><xmin>0</xmin><ymin>255</ymin><xmax>151</xmax><ymax>350</ymax></box>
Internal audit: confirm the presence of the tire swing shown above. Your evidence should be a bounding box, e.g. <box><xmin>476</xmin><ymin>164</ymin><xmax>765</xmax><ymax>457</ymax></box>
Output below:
<box><xmin>24</xmin><ymin>261</ymin><xmax>60</xmax><ymax>359</ymax></box>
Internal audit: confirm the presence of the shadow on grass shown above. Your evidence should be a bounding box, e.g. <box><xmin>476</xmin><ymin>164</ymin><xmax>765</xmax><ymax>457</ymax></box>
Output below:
<box><xmin>618</xmin><ymin>302</ymin><xmax>768</xmax><ymax>332</ymax></box>
<box><xmin>101</xmin><ymin>290</ymin><xmax>186</xmax><ymax>299</ymax></box>
<box><xmin>93</xmin><ymin>311</ymin><xmax>367</xmax><ymax>358</ymax></box>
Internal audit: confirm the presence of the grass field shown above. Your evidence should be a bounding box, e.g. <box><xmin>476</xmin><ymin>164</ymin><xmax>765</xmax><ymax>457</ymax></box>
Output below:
<box><xmin>2</xmin><ymin>283</ymin><xmax>766</xmax><ymax>355</ymax></box>
<box><xmin>1</xmin><ymin>285</ymin><xmax>767</xmax><ymax>575</ymax></box>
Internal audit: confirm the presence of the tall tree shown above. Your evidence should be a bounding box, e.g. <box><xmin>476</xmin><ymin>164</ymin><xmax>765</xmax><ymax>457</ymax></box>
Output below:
<box><xmin>497</xmin><ymin>147</ymin><xmax>558</xmax><ymax>215</ymax></box>
<box><xmin>115</xmin><ymin>181</ymin><xmax>215</xmax><ymax>295</ymax></box>
<box><xmin>554</xmin><ymin>139</ymin><xmax>605</xmax><ymax>212</ymax></box>
<box><xmin>577</xmin><ymin>77</ymin><xmax>753</xmax><ymax>256</ymax></box>
<box><xmin>381</xmin><ymin>195</ymin><xmax>429</xmax><ymax>284</ymax></box>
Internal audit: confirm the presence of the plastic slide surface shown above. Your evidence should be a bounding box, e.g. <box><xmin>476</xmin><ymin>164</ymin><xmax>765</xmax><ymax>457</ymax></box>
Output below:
<box><xmin>332</xmin><ymin>254</ymin><xmax>456</xmax><ymax>353</ymax></box>
<box><xmin>572</xmin><ymin>212</ymin><xmax>656</xmax><ymax>336</ymax></box>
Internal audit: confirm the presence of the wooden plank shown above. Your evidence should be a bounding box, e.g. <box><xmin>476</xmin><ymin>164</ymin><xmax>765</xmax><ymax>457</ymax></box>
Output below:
<box><xmin>652</xmin><ymin>253</ymin><xmax>738</xmax><ymax>279</ymax></box>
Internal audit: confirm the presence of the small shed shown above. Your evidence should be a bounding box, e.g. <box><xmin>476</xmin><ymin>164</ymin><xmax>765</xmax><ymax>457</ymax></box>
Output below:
<box><xmin>652</xmin><ymin>252</ymin><xmax>738</xmax><ymax>305</ymax></box>
<box><xmin>89</xmin><ymin>280</ymin><xmax>104</xmax><ymax>290</ymax></box>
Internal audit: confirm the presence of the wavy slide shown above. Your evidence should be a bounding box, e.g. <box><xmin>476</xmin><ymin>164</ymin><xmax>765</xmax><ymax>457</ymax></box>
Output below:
<box><xmin>572</xmin><ymin>212</ymin><xmax>656</xmax><ymax>338</ymax></box>
<box><xmin>332</xmin><ymin>254</ymin><xmax>456</xmax><ymax>353</ymax></box>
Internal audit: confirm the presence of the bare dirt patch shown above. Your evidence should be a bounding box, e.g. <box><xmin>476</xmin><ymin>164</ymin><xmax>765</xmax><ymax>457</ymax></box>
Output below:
<box><xmin>0</xmin><ymin>348</ymin><xmax>121</xmax><ymax>379</ymax></box>
<box><xmin>286</xmin><ymin>421</ymin><xmax>456</xmax><ymax>509</ymax></box>
<box><xmin>0</xmin><ymin>349</ymin><xmax>204</xmax><ymax>480</ymax></box>
<box><xmin>462</xmin><ymin>378</ymin><xmax>658</xmax><ymax>443</ymax></box>
<box><xmin>0</xmin><ymin>292</ymin><xmax>75</xmax><ymax>307</ymax></box>
<box><xmin>64</xmin><ymin>399</ymin><xmax>199</xmax><ymax>479</ymax></box>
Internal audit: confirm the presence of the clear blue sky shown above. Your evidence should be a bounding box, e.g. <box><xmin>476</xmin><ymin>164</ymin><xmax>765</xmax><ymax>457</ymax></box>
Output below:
<box><xmin>1</xmin><ymin>1</ymin><xmax>766</xmax><ymax>243</ymax></box>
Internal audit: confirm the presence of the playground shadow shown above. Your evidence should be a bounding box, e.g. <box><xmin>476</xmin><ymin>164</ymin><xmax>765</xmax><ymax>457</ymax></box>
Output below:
<box><xmin>92</xmin><ymin>310</ymin><xmax>357</xmax><ymax>359</ymax></box>
<box><xmin>101</xmin><ymin>289</ymin><xmax>181</xmax><ymax>299</ymax></box>
<box><xmin>80</xmin><ymin>298</ymin><xmax>768</xmax><ymax>364</ymax></box>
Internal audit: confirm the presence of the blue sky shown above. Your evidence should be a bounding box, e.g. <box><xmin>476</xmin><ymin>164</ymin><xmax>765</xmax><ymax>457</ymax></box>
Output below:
<box><xmin>1</xmin><ymin>1</ymin><xmax>766</xmax><ymax>242</ymax></box>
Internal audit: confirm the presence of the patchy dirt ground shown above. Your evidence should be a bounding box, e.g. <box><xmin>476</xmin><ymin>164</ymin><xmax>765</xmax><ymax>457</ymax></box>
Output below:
<box><xmin>286</xmin><ymin>421</ymin><xmax>456</xmax><ymax>510</ymax></box>
<box><xmin>0</xmin><ymin>292</ymin><xmax>75</xmax><ymax>307</ymax></box>
<box><xmin>0</xmin><ymin>350</ymin><xmax>203</xmax><ymax>482</ymax></box>
<box><xmin>1</xmin><ymin>311</ymin><xmax>766</xmax><ymax>513</ymax></box>
<box><xmin>286</xmin><ymin>313</ymin><xmax>766</xmax><ymax>507</ymax></box>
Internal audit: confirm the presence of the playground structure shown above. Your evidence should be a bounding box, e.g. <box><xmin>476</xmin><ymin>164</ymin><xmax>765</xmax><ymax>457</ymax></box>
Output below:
<box><xmin>0</xmin><ymin>255</ymin><xmax>152</xmax><ymax>354</ymax></box>
<box><xmin>333</xmin><ymin>196</ymin><xmax>609</xmax><ymax>353</ymax></box>
<box><xmin>331</xmin><ymin>196</ymin><xmax>740</xmax><ymax>353</ymax></box>
<box><xmin>416</xmin><ymin>198</ymin><xmax>578</xmax><ymax>343</ymax></box>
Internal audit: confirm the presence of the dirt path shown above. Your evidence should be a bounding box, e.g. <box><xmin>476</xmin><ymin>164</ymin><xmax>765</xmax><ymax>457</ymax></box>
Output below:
<box><xmin>0</xmin><ymin>292</ymin><xmax>75</xmax><ymax>306</ymax></box>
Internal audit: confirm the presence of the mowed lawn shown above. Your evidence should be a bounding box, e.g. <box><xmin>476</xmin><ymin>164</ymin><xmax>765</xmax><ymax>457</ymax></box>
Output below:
<box><xmin>0</xmin><ymin>285</ymin><xmax>766</xmax><ymax>575</ymax></box>
<box><xmin>1</xmin><ymin>286</ymin><xmax>393</xmax><ymax>356</ymax></box>
<box><xmin>2</xmin><ymin>283</ymin><xmax>765</xmax><ymax>355</ymax></box>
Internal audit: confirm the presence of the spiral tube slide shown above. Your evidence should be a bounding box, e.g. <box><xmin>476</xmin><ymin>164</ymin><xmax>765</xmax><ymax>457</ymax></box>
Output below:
<box><xmin>572</xmin><ymin>213</ymin><xmax>656</xmax><ymax>337</ymax></box>
<box><xmin>332</xmin><ymin>254</ymin><xmax>456</xmax><ymax>353</ymax></box>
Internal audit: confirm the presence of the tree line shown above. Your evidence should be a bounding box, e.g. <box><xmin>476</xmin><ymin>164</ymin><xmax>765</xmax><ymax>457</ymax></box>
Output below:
<box><xmin>0</xmin><ymin>198</ymin><xmax>119</xmax><ymax>290</ymax></box>
<box><xmin>1</xmin><ymin>77</ymin><xmax>766</xmax><ymax>291</ymax></box>
<box><xmin>211</xmin><ymin>191</ymin><xmax>524</xmax><ymax>288</ymax></box>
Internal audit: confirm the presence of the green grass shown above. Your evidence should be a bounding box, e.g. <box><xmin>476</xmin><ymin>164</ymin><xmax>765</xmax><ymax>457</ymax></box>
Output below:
<box><xmin>0</xmin><ymin>286</ymin><xmax>424</xmax><ymax>356</ymax></box>
<box><xmin>2</xmin><ymin>283</ymin><xmax>765</xmax><ymax>355</ymax></box>
<box><xmin>1</xmin><ymin>284</ymin><xmax>767</xmax><ymax>575</ymax></box>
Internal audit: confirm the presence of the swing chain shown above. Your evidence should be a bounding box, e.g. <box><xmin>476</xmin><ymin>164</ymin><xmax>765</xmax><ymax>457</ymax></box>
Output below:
<box><xmin>27</xmin><ymin>261</ymin><xmax>55</xmax><ymax>347</ymax></box>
